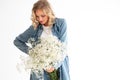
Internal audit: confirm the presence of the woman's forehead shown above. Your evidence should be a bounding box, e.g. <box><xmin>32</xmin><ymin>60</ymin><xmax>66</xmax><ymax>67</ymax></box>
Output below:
<box><xmin>35</xmin><ymin>9</ymin><xmax>47</xmax><ymax>15</ymax></box>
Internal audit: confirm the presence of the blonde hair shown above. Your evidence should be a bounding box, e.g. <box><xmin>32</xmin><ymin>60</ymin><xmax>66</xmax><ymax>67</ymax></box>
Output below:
<box><xmin>31</xmin><ymin>0</ymin><xmax>55</xmax><ymax>29</ymax></box>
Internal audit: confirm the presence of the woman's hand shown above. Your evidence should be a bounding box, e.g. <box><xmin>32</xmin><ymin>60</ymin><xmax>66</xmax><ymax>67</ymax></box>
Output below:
<box><xmin>46</xmin><ymin>67</ymin><xmax>55</xmax><ymax>73</ymax></box>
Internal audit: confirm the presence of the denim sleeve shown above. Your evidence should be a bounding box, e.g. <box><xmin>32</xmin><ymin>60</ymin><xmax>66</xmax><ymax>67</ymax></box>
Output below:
<box><xmin>54</xmin><ymin>19</ymin><xmax>68</xmax><ymax>69</ymax></box>
<box><xmin>13</xmin><ymin>25</ymin><xmax>35</xmax><ymax>54</ymax></box>
<box><xmin>59</xmin><ymin>19</ymin><xmax>68</xmax><ymax>44</ymax></box>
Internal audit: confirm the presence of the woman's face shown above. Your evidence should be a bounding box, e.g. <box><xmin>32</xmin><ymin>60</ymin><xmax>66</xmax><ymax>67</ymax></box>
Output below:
<box><xmin>35</xmin><ymin>9</ymin><xmax>49</xmax><ymax>26</ymax></box>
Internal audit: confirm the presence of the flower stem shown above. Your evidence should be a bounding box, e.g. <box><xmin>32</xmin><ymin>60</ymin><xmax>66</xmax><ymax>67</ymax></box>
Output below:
<box><xmin>48</xmin><ymin>69</ymin><xmax>59</xmax><ymax>80</ymax></box>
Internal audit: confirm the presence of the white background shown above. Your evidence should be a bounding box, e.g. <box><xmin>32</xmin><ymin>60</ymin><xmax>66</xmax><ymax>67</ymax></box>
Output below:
<box><xmin>0</xmin><ymin>0</ymin><xmax>120</xmax><ymax>80</ymax></box>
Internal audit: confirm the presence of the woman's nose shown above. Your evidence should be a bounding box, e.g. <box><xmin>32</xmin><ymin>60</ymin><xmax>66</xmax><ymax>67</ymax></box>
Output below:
<box><xmin>38</xmin><ymin>17</ymin><xmax>43</xmax><ymax>21</ymax></box>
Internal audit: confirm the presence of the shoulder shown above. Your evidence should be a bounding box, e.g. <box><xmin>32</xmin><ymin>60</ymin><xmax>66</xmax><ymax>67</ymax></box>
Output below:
<box><xmin>24</xmin><ymin>25</ymin><xmax>36</xmax><ymax>34</ymax></box>
<box><xmin>55</xmin><ymin>18</ymin><xmax>66</xmax><ymax>22</ymax></box>
<box><xmin>53</xmin><ymin>18</ymin><xmax>67</xmax><ymax>33</ymax></box>
<box><xmin>54</xmin><ymin>18</ymin><xmax>66</xmax><ymax>26</ymax></box>
<box><xmin>21</xmin><ymin>25</ymin><xmax>37</xmax><ymax>37</ymax></box>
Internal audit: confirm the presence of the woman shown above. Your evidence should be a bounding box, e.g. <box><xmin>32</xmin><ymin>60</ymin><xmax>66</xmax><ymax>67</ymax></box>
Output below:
<box><xmin>14</xmin><ymin>0</ymin><xmax>70</xmax><ymax>80</ymax></box>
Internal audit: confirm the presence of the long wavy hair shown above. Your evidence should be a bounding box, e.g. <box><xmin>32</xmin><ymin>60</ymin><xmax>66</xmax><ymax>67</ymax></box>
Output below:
<box><xmin>31</xmin><ymin>0</ymin><xmax>55</xmax><ymax>29</ymax></box>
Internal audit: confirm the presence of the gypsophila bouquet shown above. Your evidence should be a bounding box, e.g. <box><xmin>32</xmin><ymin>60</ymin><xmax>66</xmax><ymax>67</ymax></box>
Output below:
<box><xmin>24</xmin><ymin>35</ymin><xmax>67</xmax><ymax>80</ymax></box>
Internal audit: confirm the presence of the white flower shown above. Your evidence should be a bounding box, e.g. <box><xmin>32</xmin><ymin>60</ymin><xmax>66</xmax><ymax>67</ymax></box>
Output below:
<box><xmin>22</xmin><ymin>35</ymin><xmax>67</xmax><ymax>71</ymax></box>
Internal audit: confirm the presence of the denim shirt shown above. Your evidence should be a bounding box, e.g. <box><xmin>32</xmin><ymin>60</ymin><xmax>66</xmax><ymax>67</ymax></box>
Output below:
<box><xmin>13</xmin><ymin>18</ymin><xmax>70</xmax><ymax>80</ymax></box>
<box><xmin>14</xmin><ymin>18</ymin><xmax>67</xmax><ymax>53</ymax></box>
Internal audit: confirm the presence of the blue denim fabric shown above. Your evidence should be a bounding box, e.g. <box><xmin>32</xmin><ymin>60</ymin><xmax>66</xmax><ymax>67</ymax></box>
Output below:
<box><xmin>14</xmin><ymin>18</ymin><xmax>70</xmax><ymax>80</ymax></box>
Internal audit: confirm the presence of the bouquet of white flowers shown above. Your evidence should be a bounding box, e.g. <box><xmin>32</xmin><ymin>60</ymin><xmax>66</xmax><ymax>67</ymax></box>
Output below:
<box><xmin>24</xmin><ymin>35</ymin><xmax>67</xmax><ymax>80</ymax></box>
